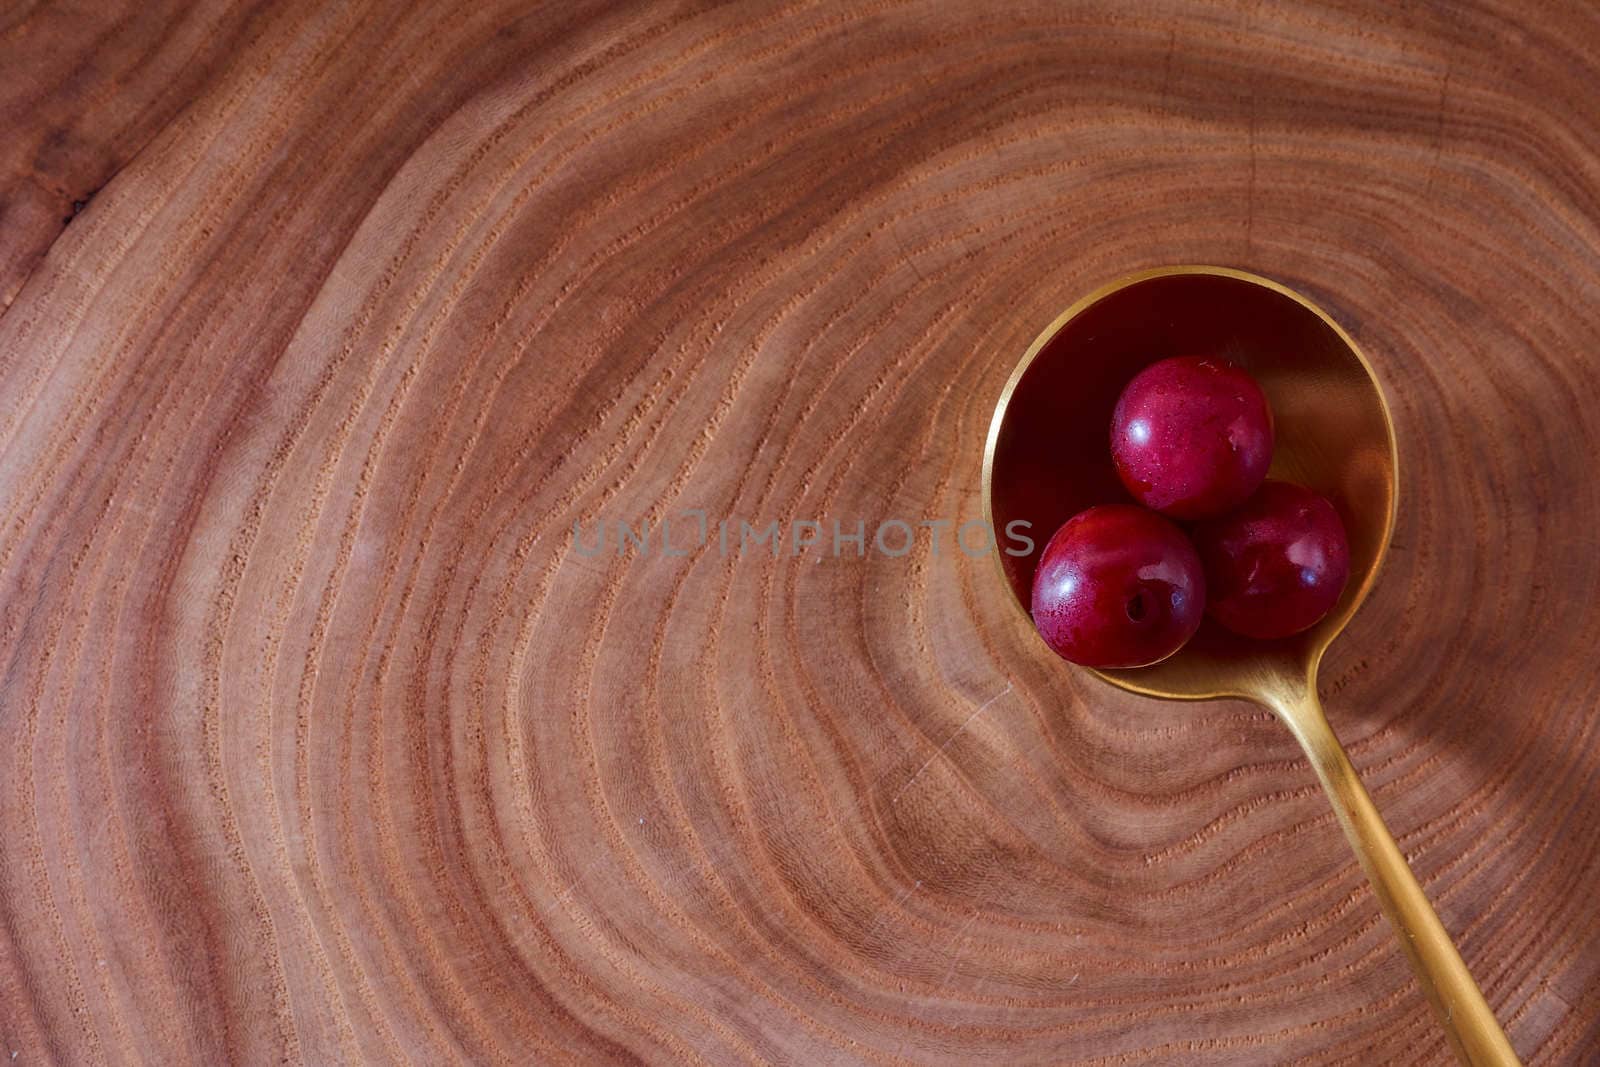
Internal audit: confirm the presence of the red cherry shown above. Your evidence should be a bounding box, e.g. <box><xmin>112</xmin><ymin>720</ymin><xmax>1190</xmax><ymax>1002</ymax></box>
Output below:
<box><xmin>1192</xmin><ymin>481</ymin><xmax>1350</xmax><ymax>640</ymax></box>
<box><xmin>1110</xmin><ymin>356</ymin><xmax>1274</xmax><ymax>519</ymax></box>
<box><xmin>1030</xmin><ymin>505</ymin><xmax>1205</xmax><ymax>668</ymax></box>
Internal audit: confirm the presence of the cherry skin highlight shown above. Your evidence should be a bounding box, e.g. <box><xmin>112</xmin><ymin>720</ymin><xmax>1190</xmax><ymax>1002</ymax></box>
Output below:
<box><xmin>1030</xmin><ymin>505</ymin><xmax>1205</xmax><ymax>669</ymax></box>
<box><xmin>1110</xmin><ymin>356</ymin><xmax>1274</xmax><ymax>520</ymax></box>
<box><xmin>1192</xmin><ymin>480</ymin><xmax>1351</xmax><ymax>640</ymax></box>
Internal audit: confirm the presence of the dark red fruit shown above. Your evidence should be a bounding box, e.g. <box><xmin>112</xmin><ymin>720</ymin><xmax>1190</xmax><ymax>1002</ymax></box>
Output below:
<box><xmin>1030</xmin><ymin>505</ymin><xmax>1205</xmax><ymax>669</ymax></box>
<box><xmin>1110</xmin><ymin>356</ymin><xmax>1274</xmax><ymax>520</ymax></box>
<box><xmin>1192</xmin><ymin>480</ymin><xmax>1350</xmax><ymax>640</ymax></box>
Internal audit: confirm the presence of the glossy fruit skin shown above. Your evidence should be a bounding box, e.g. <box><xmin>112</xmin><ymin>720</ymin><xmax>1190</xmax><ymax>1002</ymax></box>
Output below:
<box><xmin>1030</xmin><ymin>505</ymin><xmax>1205</xmax><ymax>669</ymax></box>
<box><xmin>1192</xmin><ymin>480</ymin><xmax>1350</xmax><ymax>640</ymax></box>
<box><xmin>1110</xmin><ymin>356</ymin><xmax>1274</xmax><ymax>520</ymax></box>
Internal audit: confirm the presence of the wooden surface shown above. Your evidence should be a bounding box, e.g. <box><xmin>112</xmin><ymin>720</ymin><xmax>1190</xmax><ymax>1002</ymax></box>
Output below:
<box><xmin>2</xmin><ymin>1</ymin><xmax>1598</xmax><ymax>1063</ymax></box>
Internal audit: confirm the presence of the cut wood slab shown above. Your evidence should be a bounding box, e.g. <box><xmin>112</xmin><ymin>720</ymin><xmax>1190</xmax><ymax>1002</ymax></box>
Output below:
<box><xmin>2</xmin><ymin>1</ymin><xmax>1598</xmax><ymax>1063</ymax></box>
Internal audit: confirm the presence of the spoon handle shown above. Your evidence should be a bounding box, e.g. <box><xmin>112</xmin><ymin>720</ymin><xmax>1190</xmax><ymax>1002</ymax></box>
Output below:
<box><xmin>1274</xmin><ymin>689</ymin><xmax>1520</xmax><ymax>1067</ymax></box>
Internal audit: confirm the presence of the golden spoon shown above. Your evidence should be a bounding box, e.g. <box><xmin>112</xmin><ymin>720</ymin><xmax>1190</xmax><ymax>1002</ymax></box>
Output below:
<box><xmin>982</xmin><ymin>266</ymin><xmax>1519</xmax><ymax>1066</ymax></box>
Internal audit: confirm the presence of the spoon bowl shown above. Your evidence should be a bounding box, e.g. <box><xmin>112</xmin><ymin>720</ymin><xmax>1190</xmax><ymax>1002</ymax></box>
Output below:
<box><xmin>984</xmin><ymin>266</ymin><xmax>1395</xmax><ymax>700</ymax></box>
<box><xmin>983</xmin><ymin>266</ymin><xmax>1518</xmax><ymax>1066</ymax></box>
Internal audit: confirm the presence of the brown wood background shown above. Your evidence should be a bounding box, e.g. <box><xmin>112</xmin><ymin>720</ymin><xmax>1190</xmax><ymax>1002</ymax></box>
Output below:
<box><xmin>3</xmin><ymin>1</ymin><xmax>1598</xmax><ymax>1063</ymax></box>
